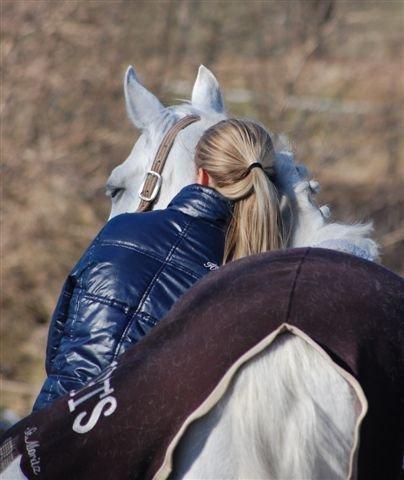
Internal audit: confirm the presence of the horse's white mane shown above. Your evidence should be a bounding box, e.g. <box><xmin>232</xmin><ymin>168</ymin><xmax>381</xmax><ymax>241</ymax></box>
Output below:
<box><xmin>106</xmin><ymin>64</ymin><xmax>379</xmax><ymax>262</ymax></box>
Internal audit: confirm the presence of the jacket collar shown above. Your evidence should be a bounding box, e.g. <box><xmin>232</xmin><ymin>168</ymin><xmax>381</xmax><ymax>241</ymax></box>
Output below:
<box><xmin>168</xmin><ymin>184</ymin><xmax>233</xmax><ymax>228</ymax></box>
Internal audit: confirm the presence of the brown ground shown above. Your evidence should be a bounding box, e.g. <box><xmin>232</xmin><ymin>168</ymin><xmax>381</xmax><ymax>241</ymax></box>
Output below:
<box><xmin>2</xmin><ymin>0</ymin><xmax>403</xmax><ymax>416</ymax></box>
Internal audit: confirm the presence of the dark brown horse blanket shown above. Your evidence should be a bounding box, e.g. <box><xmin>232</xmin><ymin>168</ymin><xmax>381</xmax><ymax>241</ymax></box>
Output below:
<box><xmin>0</xmin><ymin>248</ymin><xmax>403</xmax><ymax>479</ymax></box>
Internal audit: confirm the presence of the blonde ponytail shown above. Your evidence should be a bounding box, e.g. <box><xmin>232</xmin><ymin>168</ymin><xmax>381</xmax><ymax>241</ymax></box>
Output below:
<box><xmin>195</xmin><ymin>119</ymin><xmax>285</xmax><ymax>263</ymax></box>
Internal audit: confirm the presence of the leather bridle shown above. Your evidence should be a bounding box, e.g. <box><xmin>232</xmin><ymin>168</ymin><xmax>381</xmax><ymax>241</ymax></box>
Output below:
<box><xmin>136</xmin><ymin>115</ymin><xmax>200</xmax><ymax>212</ymax></box>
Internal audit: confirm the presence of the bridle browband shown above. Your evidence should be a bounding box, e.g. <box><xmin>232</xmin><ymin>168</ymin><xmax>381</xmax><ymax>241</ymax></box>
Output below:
<box><xmin>137</xmin><ymin>115</ymin><xmax>200</xmax><ymax>212</ymax></box>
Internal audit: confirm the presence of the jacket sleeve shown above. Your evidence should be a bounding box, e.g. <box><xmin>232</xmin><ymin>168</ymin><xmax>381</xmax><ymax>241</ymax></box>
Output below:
<box><xmin>44</xmin><ymin>237</ymin><xmax>100</xmax><ymax>374</ymax></box>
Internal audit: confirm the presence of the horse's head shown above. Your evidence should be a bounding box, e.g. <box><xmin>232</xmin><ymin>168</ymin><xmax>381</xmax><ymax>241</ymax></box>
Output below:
<box><xmin>106</xmin><ymin>65</ymin><xmax>227</xmax><ymax>218</ymax></box>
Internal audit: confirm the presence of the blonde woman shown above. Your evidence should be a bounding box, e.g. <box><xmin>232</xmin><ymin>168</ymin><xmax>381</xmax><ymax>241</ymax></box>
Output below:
<box><xmin>33</xmin><ymin>119</ymin><xmax>290</xmax><ymax>411</ymax></box>
<box><xmin>195</xmin><ymin>118</ymin><xmax>285</xmax><ymax>262</ymax></box>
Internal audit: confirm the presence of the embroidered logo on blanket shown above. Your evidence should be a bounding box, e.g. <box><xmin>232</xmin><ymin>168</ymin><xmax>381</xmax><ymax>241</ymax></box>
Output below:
<box><xmin>68</xmin><ymin>361</ymin><xmax>118</xmax><ymax>434</ymax></box>
<box><xmin>24</xmin><ymin>427</ymin><xmax>40</xmax><ymax>475</ymax></box>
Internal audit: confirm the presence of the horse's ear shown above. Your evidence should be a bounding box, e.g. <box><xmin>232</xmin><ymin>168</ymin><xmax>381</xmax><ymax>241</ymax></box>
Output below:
<box><xmin>191</xmin><ymin>65</ymin><xmax>225</xmax><ymax>114</ymax></box>
<box><xmin>124</xmin><ymin>66</ymin><xmax>164</xmax><ymax>130</ymax></box>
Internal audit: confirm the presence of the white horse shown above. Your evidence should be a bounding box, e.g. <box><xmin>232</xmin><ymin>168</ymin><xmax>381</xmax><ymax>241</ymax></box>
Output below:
<box><xmin>106</xmin><ymin>65</ymin><xmax>377</xmax><ymax>479</ymax></box>
<box><xmin>2</xmin><ymin>65</ymin><xmax>378</xmax><ymax>480</ymax></box>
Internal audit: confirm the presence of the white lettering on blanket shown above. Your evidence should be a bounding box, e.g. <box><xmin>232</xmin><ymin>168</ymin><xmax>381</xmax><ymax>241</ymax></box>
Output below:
<box><xmin>24</xmin><ymin>427</ymin><xmax>41</xmax><ymax>475</ymax></box>
<box><xmin>68</xmin><ymin>362</ymin><xmax>118</xmax><ymax>434</ymax></box>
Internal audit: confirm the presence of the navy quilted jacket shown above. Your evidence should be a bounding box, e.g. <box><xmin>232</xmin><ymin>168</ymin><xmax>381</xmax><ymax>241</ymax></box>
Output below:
<box><xmin>33</xmin><ymin>184</ymin><xmax>233</xmax><ymax>411</ymax></box>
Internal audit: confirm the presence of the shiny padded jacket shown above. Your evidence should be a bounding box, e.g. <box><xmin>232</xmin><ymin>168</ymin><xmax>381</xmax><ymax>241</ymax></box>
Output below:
<box><xmin>33</xmin><ymin>184</ymin><xmax>233</xmax><ymax>411</ymax></box>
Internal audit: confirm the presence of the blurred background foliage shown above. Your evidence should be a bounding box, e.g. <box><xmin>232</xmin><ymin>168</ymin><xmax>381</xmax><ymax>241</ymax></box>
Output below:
<box><xmin>2</xmin><ymin>0</ymin><xmax>403</xmax><ymax>415</ymax></box>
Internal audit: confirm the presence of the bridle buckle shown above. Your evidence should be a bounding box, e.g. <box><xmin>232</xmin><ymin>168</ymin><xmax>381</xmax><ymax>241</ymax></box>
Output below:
<box><xmin>138</xmin><ymin>171</ymin><xmax>162</xmax><ymax>202</ymax></box>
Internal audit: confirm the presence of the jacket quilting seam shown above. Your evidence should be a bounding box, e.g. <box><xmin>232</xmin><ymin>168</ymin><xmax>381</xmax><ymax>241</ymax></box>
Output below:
<box><xmin>69</xmin><ymin>273</ymin><xmax>84</xmax><ymax>341</ymax></box>
<box><xmin>99</xmin><ymin>240</ymin><xmax>167</xmax><ymax>262</ymax></box>
<box><xmin>82</xmin><ymin>292</ymin><xmax>132</xmax><ymax>313</ymax></box>
<box><xmin>98</xmin><ymin>239</ymin><xmax>201</xmax><ymax>280</ymax></box>
<box><xmin>47</xmin><ymin>280</ymin><xmax>74</xmax><ymax>369</ymax></box>
<box><xmin>48</xmin><ymin>285</ymin><xmax>81</xmax><ymax>377</ymax></box>
<box><xmin>63</xmin><ymin>256</ymin><xmax>90</xmax><ymax>348</ymax></box>
<box><xmin>45</xmin><ymin>373</ymin><xmax>90</xmax><ymax>382</ymax></box>
<box><xmin>71</xmin><ymin>245</ymin><xmax>96</xmax><ymax>337</ymax></box>
<box><xmin>113</xmin><ymin>219</ymin><xmax>194</xmax><ymax>359</ymax></box>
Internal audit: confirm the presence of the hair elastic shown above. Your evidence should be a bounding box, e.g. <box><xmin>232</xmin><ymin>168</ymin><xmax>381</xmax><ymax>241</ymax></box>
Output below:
<box><xmin>240</xmin><ymin>162</ymin><xmax>264</xmax><ymax>180</ymax></box>
<box><xmin>247</xmin><ymin>162</ymin><xmax>263</xmax><ymax>172</ymax></box>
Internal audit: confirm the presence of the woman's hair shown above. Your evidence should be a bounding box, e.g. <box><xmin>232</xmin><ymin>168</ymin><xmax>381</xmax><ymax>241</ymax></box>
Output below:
<box><xmin>195</xmin><ymin>118</ymin><xmax>285</xmax><ymax>264</ymax></box>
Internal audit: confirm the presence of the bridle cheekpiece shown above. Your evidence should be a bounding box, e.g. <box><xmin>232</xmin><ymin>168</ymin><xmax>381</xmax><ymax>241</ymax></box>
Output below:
<box><xmin>137</xmin><ymin>115</ymin><xmax>200</xmax><ymax>212</ymax></box>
